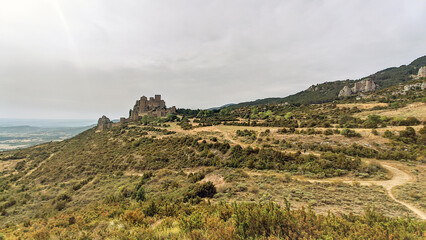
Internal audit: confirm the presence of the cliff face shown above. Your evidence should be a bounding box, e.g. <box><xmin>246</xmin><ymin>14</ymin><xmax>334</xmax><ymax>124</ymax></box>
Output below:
<box><xmin>338</xmin><ymin>79</ymin><xmax>377</xmax><ymax>97</ymax></box>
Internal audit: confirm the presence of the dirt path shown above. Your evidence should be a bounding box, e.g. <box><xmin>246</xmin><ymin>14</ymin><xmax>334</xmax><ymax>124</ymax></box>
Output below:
<box><xmin>306</xmin><ymin>162</ymin><xmax>425</xmax><ymax>220</ymax></box>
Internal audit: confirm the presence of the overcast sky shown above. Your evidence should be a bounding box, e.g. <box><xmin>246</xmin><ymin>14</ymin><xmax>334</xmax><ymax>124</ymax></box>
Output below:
<box><xmin>1</xmin><ymin>0</ymin><xmax>426</xmax><ymax>120</ymax></box>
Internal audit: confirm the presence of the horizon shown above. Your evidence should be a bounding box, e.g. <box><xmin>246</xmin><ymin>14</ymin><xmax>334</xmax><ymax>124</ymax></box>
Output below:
<box><xmin>0</xmin><ymin>118</ymin><xmax>97</xmax><ymax>128</ymax></box>
<box><xmin>1</xmin><ymin>0</ymin><xmax>426</xmax><ymax>120</ymax></box>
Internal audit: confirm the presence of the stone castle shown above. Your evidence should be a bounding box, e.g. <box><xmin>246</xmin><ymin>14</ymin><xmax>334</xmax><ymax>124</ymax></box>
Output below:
<box><xmin>97</xmin><ymin>95</ymin><xmax>176</xmax><ymax>130</ymax></box>
<box><xmin>129</xmin><ymin>95</ymin><xmax>176</xmax><ymax>120</ymax></box>
<box><xmin>338</xmin><ymin>79</ymin><xmax>377</xmax><ymax>97</ymax></box>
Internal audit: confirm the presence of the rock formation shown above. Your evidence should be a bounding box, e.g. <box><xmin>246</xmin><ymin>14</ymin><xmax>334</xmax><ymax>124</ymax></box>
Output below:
<box><xmin>338</xmin><ymin>86</ymin><xmax>352</xmax><ymax>97</ymax></box>
<box><xmin>130</xmin><ymin>95</ymin><xmax>176</xmax><ymax>120</ymax></box>
<box><xmin>417</xmin><ymin>66</ymin><xmax>426</xmax><ymax>78</ymax></box>
<box><xmin>352</xmin><ymin>79</ymin><xmax>377</xmax><ymax>93</ymax></box>
<box><xmin>97</xmin><ymin>115</ymin><xmax>112</xmax><ymax>130</ymax></box>
<box><xmin>338</xmin><ymin>79</ymin><xmax>377</xmax><ymax>97</ymax></box>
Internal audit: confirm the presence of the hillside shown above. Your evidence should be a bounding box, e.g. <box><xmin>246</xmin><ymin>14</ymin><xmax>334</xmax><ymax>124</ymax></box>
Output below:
<box><xmin>227</xmin><ymin>55</ymin><xmax>426</xmax><ymax>108</ymax></box>
<box><xmin>0</xmin><ymin>79</ymin><xmax>425</xmax><ymax>239</ymax></box>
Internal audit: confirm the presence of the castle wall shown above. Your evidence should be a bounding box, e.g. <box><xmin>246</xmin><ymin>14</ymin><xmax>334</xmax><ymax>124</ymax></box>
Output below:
<box><xmin>130</xmin><ymin>95</ymin><xmax>176</xmax><ymax>119</ymax></box>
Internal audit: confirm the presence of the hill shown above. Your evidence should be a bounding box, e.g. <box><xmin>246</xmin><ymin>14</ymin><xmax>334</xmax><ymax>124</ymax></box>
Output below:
<box><xmin>0</xmin><ymin>78</ymin><xmax>425</xmax><ymax>238</ymax></box>
<box><xmin>227</xmin><ymin>55</ymin><xmax>426</xmax><ymax>108</ymax></box>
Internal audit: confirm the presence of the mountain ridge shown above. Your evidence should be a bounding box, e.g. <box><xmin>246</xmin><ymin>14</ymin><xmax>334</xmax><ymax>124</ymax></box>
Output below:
<box><xmin>222</xmin><ymin>55</ymin><xmax>426</xmax><ymax>109</ymax></box>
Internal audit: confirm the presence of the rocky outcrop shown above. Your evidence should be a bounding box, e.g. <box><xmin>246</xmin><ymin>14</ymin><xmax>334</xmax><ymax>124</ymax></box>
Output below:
<box><xmin>352</xmin><ymin>79</ymin><xmax>377</xmax><ymax>93</ymax></box>
<box><xmin>417</xmin><ymin>66</ymin><xmax>426</xmax><ymax>78</ymax></box>
<box><xmin>392</xmin><ymin>81</ymin><xmax>426</xmax><ymax>95</ymax></box>
<box><xmin>338</xmin><ymin>86</ymin><xmax>352</xmax><ymax>97</ymax></box>
<box><xmin>338</xmin><ymin>79</ymin><xmax>377</xmax><ymax>97</ymax></box>
<box><xmin>97</xmin><ymin>115</ymin><xmax>112</xmax><ymax>130</ymax></box>
<box><xmin>130</xmin><ymin>95</ymin><xmax>176</xmax><ymax>120</ymax></box>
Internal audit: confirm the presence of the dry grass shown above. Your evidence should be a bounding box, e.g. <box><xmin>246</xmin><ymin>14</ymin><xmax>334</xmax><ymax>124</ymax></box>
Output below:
<box><xmin>392</xmin><ymin>162</ymin><xmax>426</xmax><ymax>213</ymax></box>
<box><xmin>207</xmin><ymin>168</ymin><xmax>419</xmax><ymax>219</ymax></box>
<box><xmin>337</xmin><ymin>102</ymin><xmax>388</xmax><ymax>110</ymax></box>
<box><xmin>354</xmin><ymin>102</ymin><xmax>426</xmax><ymax>121</ymax></box>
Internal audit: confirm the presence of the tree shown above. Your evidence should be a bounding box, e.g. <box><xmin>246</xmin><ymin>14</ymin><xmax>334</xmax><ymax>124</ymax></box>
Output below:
<box><xmin>135</xmin><ymin>186</ymin><xmax>146</xmax><ymax>202</ymax></box>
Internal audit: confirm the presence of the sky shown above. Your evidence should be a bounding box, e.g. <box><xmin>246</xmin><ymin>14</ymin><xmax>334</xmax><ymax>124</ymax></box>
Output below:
<box><xmin>1</xmin><ymin>0</ymin><xmax>426</xmax><ymax>120</ymax></box>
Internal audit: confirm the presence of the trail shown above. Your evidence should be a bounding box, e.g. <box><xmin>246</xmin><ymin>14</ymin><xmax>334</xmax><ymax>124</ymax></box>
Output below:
<box><xmin>306</xmin><ymin>162</ymin><xmax>425</xmax><ymax>220</ymax></box>
<box><xmin>132</xmin><ymin>124</ymin><xmax>426</xmax><ymax>220</ymax></box>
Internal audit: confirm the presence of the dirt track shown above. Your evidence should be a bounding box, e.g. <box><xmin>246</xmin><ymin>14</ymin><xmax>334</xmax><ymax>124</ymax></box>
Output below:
<box><xmin>306</xmin><ymin>162</ymin><xmax>425</xmax><ymax>220</ymax></box>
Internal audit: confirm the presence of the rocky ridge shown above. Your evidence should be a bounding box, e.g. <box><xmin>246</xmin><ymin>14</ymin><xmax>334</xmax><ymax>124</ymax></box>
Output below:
<box><xmin>338</xmin><ymin>79</ymin><xmax>377</xmax><ymax>97</ymax></box>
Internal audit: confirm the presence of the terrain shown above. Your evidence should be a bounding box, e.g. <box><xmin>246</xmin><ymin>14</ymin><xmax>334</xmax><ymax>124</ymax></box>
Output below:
<box><xmin>227</xmin><ymin>55</ymin><xmax>426</xmax><ymax>108</ymax></box>
<box><xmin>0</xmin><ymin>76</ymin><xmax>425</xmax><ymax>238</ymax></box>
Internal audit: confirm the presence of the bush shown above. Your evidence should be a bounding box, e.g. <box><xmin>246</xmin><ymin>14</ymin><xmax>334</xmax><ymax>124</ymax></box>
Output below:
<box><xmin>135</xmin><ymin>186</ymin><xmax>146</xmax><ymax>202</ymax></box>
<box><xmin>122</xmin><ymin>209</ymin><xmax>144</xmax><ymax>225</ymax></box>
<box><xmin>383</xmin><ymin>130</ymin><xmax>394</xmax><ymax>138</ymax></box>
<box><xmin>188</xmin><ymin>171</ymin><xmax>205</xmax><ymax>183</ymax></box>
<box><xmin>144</xmin><ymin>201</ymin><xmax>158</xmax><ymax>217</ymax></box>
<box><xmin>341</xmin><ymin>128</ymin><xmax>361</xmax><ymax>138</ymax></box>
<box><xmin>324</xmin><ymin>129</ymin><xmax>334</xmax><ymax>135</ymax></box>
<box><xmin>184</xmin><ymin>181</ymin><xmax>217</xmax><ymax>201</ymax></box>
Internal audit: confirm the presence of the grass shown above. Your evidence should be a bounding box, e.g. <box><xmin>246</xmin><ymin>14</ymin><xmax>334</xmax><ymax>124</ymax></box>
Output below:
<box><xmin>354</xmin><ymin>102</ymin><xmax>426</xmax><ymax>121</ymax></box>
<box><xmin>0</xmin><ymin>83</ymin><xmax>425</xmax><ymax>238</ymax></box>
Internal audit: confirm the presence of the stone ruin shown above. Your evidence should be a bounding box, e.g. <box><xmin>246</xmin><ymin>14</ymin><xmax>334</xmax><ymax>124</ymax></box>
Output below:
<box><xmin>129</xmin><ymin>95</ymin><xmax>176</xmax><ymax>120</ymax></box>
<box><xmin>97</xmin><ymin>95</ymin><xmax>176</xmax><ymax>130</ymax></box>
<box><xmin>97</xmin><ymin>115</ymin><xmax>113</xmax><ymax>130</ymax></box>
<box><xmin>338</xmin><ymin>79</ymin><xmax>377</xmax><ymax>97</ymax></box>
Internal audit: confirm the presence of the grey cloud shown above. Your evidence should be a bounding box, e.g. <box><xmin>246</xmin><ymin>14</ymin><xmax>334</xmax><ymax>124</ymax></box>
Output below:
<box><xmin>1</xmin><ymin>0</ymin><xmax>426</xmax><ymax>119</ymax></box>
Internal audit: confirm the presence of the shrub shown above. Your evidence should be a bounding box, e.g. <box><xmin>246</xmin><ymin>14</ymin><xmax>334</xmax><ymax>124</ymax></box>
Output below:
<box><xmin>55</xmin><ymin>201</ymin><xmax>67</xmax><ymax>211</ymax></box>
<box><xmin>135</xmin><ymin>186</ymin><xmax>146</xmax><ymax>202</ymax></box>
<box><xmin>383</xmin><ymin>130</ymin><xmax>394</xmax><ymax>138</ymax></box>
<box><xmin>324</xmin><ymin>129</ymin><xmax>334</xmax><ymax>135</ymax></box>
<box><xmin>188</xmin><ymin>171</ymin><xmax>205</xmax><ymax>183</ymax></box>
<box><xmin>184</xmin><ymin>181</ymin><xmax>217</xmax><ymax>201</ymax></box>
<box><xmin>144</xmin><ymin>201</ymin><xmax>159</xmax><ymax>217</ymax></box>
<box><xmin>122</xmin><ymin>209</ymin><xmax>144</xmax><ymax>225</ymax></box>
<box><xmin>341</xmin><ymin>128</ymin><xmax>361</xmax><ymax>138</ymax></box>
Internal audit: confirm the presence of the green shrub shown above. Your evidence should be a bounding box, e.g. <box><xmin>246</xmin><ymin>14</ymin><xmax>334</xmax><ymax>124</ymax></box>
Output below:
<box><xmin>144</xmin><ymin>201</ymin><xmax>158</xmax><ymax>217</ymax></box>
<box><xmin>184</xmin><ymin>181</ymin><xmax>217</xmax><ymax>201</ymax></box>
<box><xmin>341</xmin><ymin>128</ymin><xmax>361</xmax><ymax>138</ymax></box>
<box><xmin>135</xmin><ymin>186</ymin><xmax>146</xmax><ymax>202</ymax></box>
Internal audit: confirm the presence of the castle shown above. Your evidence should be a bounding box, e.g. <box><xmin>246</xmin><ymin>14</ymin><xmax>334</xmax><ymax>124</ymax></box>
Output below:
<box><xmin>129</xmin><ymin>95</ymin><xmax>176</xmax><ymax>120</ymax></box>
<box><xmin>97</xmin><ymin>95</ymin><xmax>176</xmax><ymax>130</ymax></box>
